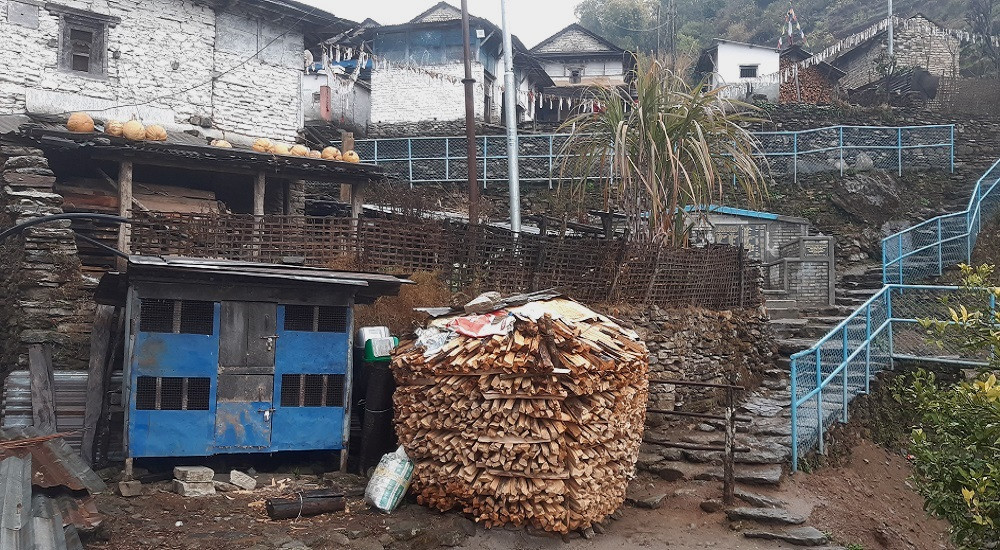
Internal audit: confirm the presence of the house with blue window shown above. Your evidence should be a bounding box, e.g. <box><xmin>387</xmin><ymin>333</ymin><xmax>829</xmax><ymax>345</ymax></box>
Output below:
<box><xmin>313</xmin><ymin>2</ymin><xmax>552</xmax><ymax>137</ymax></box>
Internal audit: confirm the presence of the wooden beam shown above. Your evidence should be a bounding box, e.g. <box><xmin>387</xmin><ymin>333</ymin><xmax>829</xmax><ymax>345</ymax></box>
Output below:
<box><xmin>340</xmin><ymin>131</ymin><xmax>355</xmax><ymax>203</ymax></box>
<box><xmin>28</xmin><ymin>344</ymin><xmax>58</xmax><ymax>435</ymax></box>
<box><xmin>117</xmin><ymin>161</ymin><xmax>133</xmax><ymax>270</ymax></box>
<box><xmin>351</xmin><ymin>182</ymin><xmax>366</xmax><ymax>221</ymax></box>
<box><xmin>81</xmin><ymin>305</ymin><xmax>115</xmax><ymax>466</ymax></box>
<box><xmin>253</xmin><ymin>172</ymin><xmax>266</xmax><ymax>217</ymax></box>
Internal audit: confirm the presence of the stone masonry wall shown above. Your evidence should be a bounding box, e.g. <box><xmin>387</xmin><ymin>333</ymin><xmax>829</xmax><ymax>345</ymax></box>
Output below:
<box><xmin>0</xmin><ymin>141</ymin><xmax>94</xmax><ymax>374</ymax></box>
<box><xmin>836</xmin><ymin>20</ymin><xmax>960</xmax><ymax>91</ymax></box>
<box><xmin>626</xmin><ymin>306</ymin><xmax>776</xmax><ymax>418</ymax></box>
<box><xmin>0</xmin><ymin>0</ymin><xmax>303</xmax><ymax>142</ymax></box>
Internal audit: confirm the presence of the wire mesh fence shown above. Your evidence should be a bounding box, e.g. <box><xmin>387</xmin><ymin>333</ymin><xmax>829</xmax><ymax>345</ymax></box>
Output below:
<box><xmin>129</xmin><ymin>211</ymin><xmax>762</xmax><ymax>310</ymax></box>
<box><xmin>884</xmin><ymin>159</ymin><xmax>1000</xmax><ymax>284</ymax></box>
<box><xmin>789</xmin><ymin>284</ymin><xmax>991</xmax><ymax>471</ymax></box>
<box><xmin>337</xmin><ymin>125</ymin><xmax>953</xmax><ymax>186</ymax></box>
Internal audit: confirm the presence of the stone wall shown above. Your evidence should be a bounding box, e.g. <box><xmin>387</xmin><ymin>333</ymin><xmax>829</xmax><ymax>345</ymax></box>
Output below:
<box><xmin>0</xmin><ymin>0</ymin><xmax>304</xmax><ymax>142</ymax></box>
<box><xmin>837</xmin><ymin>18</ymin><xmax>960</xmax><ymax>91</ymax></box>
<box><xmin>369</xmin><ymin>63</ymin><xmax>489</xmax><ymax>133</ymax></box>
<box><xmin>626</xmin><ymin>306</ymin><xmax>776</xmax><ymax>415</ymax></box>
<box><xmin>0</xmin><ymin>141</ymin><xmax>94</xmax><ymax>374</ymax></box>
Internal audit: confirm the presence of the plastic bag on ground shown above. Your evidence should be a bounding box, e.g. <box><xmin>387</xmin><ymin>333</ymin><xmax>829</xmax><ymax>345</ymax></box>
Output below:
<box><xmin>364</xmin><ymin>446</ymin><xmax>414</xmax><ymax>513</ymax></box>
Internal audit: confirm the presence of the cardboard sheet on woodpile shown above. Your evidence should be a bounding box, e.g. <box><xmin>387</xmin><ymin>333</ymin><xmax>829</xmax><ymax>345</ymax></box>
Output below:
<box><xmin>391</xmin><ymin>296</ymin><xmax>649</xmax><ymax>534</ymax></box>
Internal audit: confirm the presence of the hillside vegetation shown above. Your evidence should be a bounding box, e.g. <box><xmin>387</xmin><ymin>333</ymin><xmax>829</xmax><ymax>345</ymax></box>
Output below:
<box><xmin>577</xmin><ymin>0</ymin><xmax>971</xmax><ymax>55</ymax></box>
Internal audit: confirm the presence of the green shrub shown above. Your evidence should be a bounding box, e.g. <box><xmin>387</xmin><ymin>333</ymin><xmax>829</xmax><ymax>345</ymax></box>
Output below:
<box><xmin>895</xmin><ymin>369</ymin><xmax>1000</xmax><ymax>548</ymax></box>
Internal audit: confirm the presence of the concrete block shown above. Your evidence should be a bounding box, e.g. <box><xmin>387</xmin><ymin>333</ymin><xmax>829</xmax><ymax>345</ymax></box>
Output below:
<box><xmin>173</xmin><ymin>480</ymin><xmax>216</xmax><ymax>497</ymax></box>
<box><xmin>229</xmin><ymin>469</ymin><xmax>257</xmax><ymax>491</ymax></box>
<box><xmin>117</xmin><ymin>480</ymin><xmax>142</xmax><ymax>497</ymax></box>
<box><xmin>173</xmin><ymin>465</ymin><xmax>215</xmax><ymax>482</ymax></box>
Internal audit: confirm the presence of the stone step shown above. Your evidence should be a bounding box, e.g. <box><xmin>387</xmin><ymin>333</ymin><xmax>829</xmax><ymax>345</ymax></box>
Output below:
<box><xmin>777</xmin><ymin>337</ymin><xmax>819</xmax><ymax>356</ymax></box>
<box><xmin>726</xmin><ymin>507</ymin><xmax>806</xmax><ymax>525</ymax></box>
<box><xmin>767</xmin><ymin>308</ymin><xmax>801</xmax><ymax>320</ymax></box>
<box><xmin>696</xmin><ymin>464</ymin><xmax>784</xmax><ymax>487</ymax></box>
<box><xmin>744</xmin><ymin>526</ymin><xmax>829</xmax><ymax>546</ymax></box>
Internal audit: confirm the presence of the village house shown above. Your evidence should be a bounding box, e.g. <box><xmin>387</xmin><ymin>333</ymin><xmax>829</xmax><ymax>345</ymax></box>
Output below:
<box><xmin>0</xmin><ymin>0</ymin><xmax>355</xmax><ymax>142</ymax></box>
<box><xmin>696</xmin><ymin>39</ymin><xmax>781</xmax><ymax>94</ymax></box>
<box><xmin>530</xmin><ymin>23</ymin><xmax>633</xmax><ymax>122</ymax></box>
<box><xmin>0</xmin><ymin>0</ymin><xmax>391</xmax><ymax>378</ymax></box>
<box><xmin>831</xmin><ymin>14</ymin><xmax>960</xmax><ymax>92</ymax></box>
<box><xmin>778</xmin><ymin>46</ymin><xmax>845</xmax><ymax>104</ymax></box>
<box><xmin>308</xmin><ymin>2</ymin><xmax>553</xmax><ymax>138</ymax></box>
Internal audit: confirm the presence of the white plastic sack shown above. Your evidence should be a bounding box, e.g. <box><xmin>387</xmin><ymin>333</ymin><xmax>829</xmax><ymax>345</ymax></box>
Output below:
<box><xmin>364</xmin><ymin>446</ymin><xmax>414</xmax><ymax>513</ymax></box>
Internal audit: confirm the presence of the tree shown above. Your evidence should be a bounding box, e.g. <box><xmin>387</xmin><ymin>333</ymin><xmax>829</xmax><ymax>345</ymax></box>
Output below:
<box><xmin>575</xmin><ymin>0</ymin><xmax>659</xmax><ymax>53</ymax></box>
<box><xmin>557</xmin><ymin>56</ymin><xmax>765</xmax><ymax>246</ymax></box>
<box><xmin>967</xmin><ymin>0</ymin><xmax>1000</xmax><ymax>77</ymax></box>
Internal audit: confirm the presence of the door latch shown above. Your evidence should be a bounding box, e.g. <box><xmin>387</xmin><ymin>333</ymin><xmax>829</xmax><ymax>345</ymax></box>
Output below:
<box><xmin>260</xmin><ymin>335</ymin><xmax>279</xmax><ymax>351</ymax></box>
<box><xmin>259</xmin><ymin>407</ymin><xmax>275</xmax><ymax>422</ymax></box>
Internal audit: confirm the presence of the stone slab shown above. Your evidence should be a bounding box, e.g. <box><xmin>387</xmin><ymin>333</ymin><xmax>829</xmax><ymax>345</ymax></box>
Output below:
<box><xmin>725</xmin><ymin>507</ymin><xmax>806</xmax><ymax>525</ymax></box>
<box><xmin>174</xmin><ymin>465</ymin><xmax>214</xmax><ymax>482</ymax></box>
<box><xmin>117</xmin><ymin>480</ymin><xmax>142</xmax><ymax>497</ymax></box>
<box><xmin>173</xmin><ymin>480</ymin><xmax>216</xmax><ymax>497</ymax></box>
<box><xmin>230</xmin><ymin>469</ymin><xmax>257</xmax><ymax>491</ymax></box>
<box><xmin>744</xmin><ymin>526</ymin><xmax>829</xmax><ymax>546</ymax></box>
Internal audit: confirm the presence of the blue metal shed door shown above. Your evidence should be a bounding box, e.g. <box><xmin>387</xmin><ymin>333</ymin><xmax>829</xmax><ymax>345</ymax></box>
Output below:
<box><xmin>215</xmin><ymin>374</ymin><xmax>273</xmax><ymax>450</ymax></box>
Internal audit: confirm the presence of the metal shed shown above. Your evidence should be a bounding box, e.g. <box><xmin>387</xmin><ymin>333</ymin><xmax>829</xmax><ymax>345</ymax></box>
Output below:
<box><xmin>95</xmin><ymin>256</ymin><xmax>408</xmax><ymax>467</ymax></box>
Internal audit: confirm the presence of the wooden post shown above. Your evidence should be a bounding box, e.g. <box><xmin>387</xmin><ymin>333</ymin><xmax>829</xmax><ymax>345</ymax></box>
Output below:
<box><xmin>723</xmin><ymin>384</ymin><xmax>736</xmax><ymax>505</ymax></box>
<box><xmin>81</xmin><ymin>305</ymin><xmax>115</xmax><ymax>465</ymax></box>
<box><xmin>340</xmin><ymin>131</ymin><xmax>355</xmax><ymax>203</ymax></box>
<box><xmin>350</xmin><ymin>182</ymin><xmax>366</xmax><ymax>221</ymax></box>
<box><xmin>253</xmin><ymin>172</ymin><xmax>266</xmax><ymax>217</ymax></box>
<box><xmin>94</xmin><ymin>309</ymin><xmax>125</xmax><ymax>469</ymax></box>
<box><xmin>117</xmin><ymin>161</ymin><xmax>133</xmax><ymax>270</ymax></box>
<box><xmin>28</xmin><ymin>344</ymin><xmax>57</xmax><ymax>434</ymax></box>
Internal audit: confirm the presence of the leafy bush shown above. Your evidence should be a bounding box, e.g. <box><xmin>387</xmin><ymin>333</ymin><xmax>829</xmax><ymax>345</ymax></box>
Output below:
<box><xmin>896</xmin><ymin>369</ymin><xmax>1000</xmax><ymax>548</ymax></box>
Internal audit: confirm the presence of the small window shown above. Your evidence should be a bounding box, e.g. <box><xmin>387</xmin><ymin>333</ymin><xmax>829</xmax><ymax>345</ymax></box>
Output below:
<box><xmin>135</xmin><ymin>377</ymin><xmax>211</xmax><ymax>411</ymax></box>
<box><xmin>59</xmin><ymin>14</ymin><xmax>107</xmax><ymax>76</ymax></box>
<box><xmin>739</xmin><ymin>65</ymin><xmax>759</xmax><ymax>78</ymax></box>
<box><xmin>283</xmin><ymin>305</ymin><xmax>349</xmax><ymax>333</ymax></box>
<box><xmin>570</xmin><ymin>68</ymin><xmax>583</xmax><ymax>84</ymax></box>
<box><xmin>139</xmin><ymin>299</ymin><xmax>215</xmax><ymax>335</ymax></box>
<box><xmin>280</xmin><ymin>374</ymin><xmax>345</xmax><ymax>407</ymax></box>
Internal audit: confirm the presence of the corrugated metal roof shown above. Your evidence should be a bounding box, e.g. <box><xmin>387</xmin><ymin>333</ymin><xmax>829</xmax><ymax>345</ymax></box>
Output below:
<box><xmin>0</xmin><ymin>456</ymin><xmax>31</xmax><ymax>550</ymax></box>
<box><xmin>0</xmin><ymin>115</ymin><xmax>32</xmax><ymax>137</ymax></box>
<box><xmin>0</xmin><ymin>427</ymin><xmax>107</xmax><ymax>494</ymax></box>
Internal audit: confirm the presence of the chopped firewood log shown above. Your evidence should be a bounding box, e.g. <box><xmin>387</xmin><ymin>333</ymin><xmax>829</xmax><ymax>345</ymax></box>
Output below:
<box><xmin>391</xmin><ymin>297</ymin><xmax>649</xmax><ymax>534</ymax></box>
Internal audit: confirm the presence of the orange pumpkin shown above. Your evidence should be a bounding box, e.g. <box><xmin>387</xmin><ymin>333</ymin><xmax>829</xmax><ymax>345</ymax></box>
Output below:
<box><xmin>272</xmin><ymin>143</ymin><xmax>291</xmax><ymax>155</ymax></box>
<box><xmin>145</xmin><ymin>124</ymin><xmax>168</xmax><ymax>141</ymax></box>
<box><xmin>252</xmin><ymin>138</ymin><xmax>274</xmax><ymax>153</ymax></box>
<box><xmin>308</xmin><ymin>150</ymin><xmax>322</xmax><ymax>158</ymax></box>
<box><xmin>343</xmin><ymin>150</ymin><xmax>361</xmax><ymax>164</ymax></box>
<box><xmin>122</xmin><ymin>120</ymin><xmax>146</xmax><ymax>141</ymax></box>
<box><xmin>66</xmin><ymin>112</ymin><xmax>95</xmax><ymax>133</ymax></box>
<box><xmin>211</xmin><ymin>139</ymin><xmax>233</xmax><ymax>148</ymax></box>
<box><xmin>104</xmin><ymin>120</ymin><xmax>124</xmax><ymax>137</ymax></box>
<box><xmin>321</xmin><ymin>146</ymin><xmax>342</xmax><ymax>160</ymax></box>
<box><xmin>290</xmin><ymin>144</ymin><xmax>309</xmax><ymax>157</ymax></box>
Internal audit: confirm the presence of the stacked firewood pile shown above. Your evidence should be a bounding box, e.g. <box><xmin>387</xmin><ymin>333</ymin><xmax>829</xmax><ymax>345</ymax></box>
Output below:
<box><xmin>391</xmin><ymin>297</ymin><xmax>649</xmax><ymax>534</ymax></box>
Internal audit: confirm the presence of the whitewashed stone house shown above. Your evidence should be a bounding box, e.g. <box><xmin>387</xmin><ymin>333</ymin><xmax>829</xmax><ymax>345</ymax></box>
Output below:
<box><xmin>318</xmin><ymin>2</ymin><xmax>553</xmax><ymax>137</ymax></box>
<box><xmin>0</xmin><ymin>0</ymin><xmax>354</xmax><ymax>142</ymax></box>
<box><xmin>531</xmin><ymin>23</ymin><xmax>630</xmax><ymax>88</ymax></box>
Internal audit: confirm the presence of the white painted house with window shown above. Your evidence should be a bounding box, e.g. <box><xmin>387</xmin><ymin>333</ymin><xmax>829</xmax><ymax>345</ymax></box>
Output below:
<box><xmin>696</xmin><ymin>39</ymin><xmax>780</xmax><ymax>90</ymax></box>
<box><xmin>0</xmin><ymin>0</ymin><xmax>354</xmax><ymax>142</ymax></box>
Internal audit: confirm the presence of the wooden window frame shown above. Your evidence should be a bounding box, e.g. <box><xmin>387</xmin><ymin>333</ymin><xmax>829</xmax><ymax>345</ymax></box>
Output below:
<box><xmin>46</xmin><ymin>4</ymin><xmax>120</xmax><ymax>78</ymax></box>
<box><xmin>739</xmin><ymin>64</ymin><xmax>759</xmax><ymax>79</ymax></box>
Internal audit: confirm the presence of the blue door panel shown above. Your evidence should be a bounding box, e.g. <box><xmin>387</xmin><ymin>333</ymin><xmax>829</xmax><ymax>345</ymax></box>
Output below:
<box><xmin>214</xmin><ymin>402</ymin><xmax>272</xmax><ymax>450</ymax></box>
<box><xmin>132</xmin><ymin>333</ymin><xmax>219</xmax><ymax>377</ymax></box>
<box><xmin>270</xmin><ymin>408</ymin><xmax>344</xmax><ymax>452</ymax></box>
<box><xmin>128</xmin><ymin>410</ymin><xmax>216</xmax><ymax>458</ymax></box>
<box><xmin>276</xmin><ymin>332</ymin><xmax>349</xmax><ymax>373</ymax></box>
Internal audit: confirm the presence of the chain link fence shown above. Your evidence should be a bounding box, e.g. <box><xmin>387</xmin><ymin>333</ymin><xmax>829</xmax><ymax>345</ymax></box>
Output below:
<box><xmin>884</xmin><ymin>159</ymin><xmax>1000</xmax><ymax>284</ymax></box>
<box><xmin>790</xmin><ymin>284</ymin><xmax>991</xmax><ymax>471</ymax></box>
<box><xmin>338</xmin><ymin>125</ymin><xmax>954</xmax><ymax>187</ymax></box>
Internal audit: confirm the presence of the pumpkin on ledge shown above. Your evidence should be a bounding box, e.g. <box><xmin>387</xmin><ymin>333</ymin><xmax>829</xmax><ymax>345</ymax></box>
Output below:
<box><xmin>122</xmin><ymin>120</ymin><xmax>146</xmax><ymax>141</ymax></box>
<box><xmin>66</xmin><ymin>112</ymin><xmax>95</xmax><ymax>133</ymax></box>
<box><xmin>343</xmin><ymin>150</ymin><xmax>361</xmax><ymax>164</ymax></box>
<box><xmin>145</xmin><ymin>124</ymin><xmax>168</xmax><ymax>141</ymax></box>
<box><xmin>104</xmin><ymin>120</ymin><xmax>124</xmax><ymax>137</ymax></box>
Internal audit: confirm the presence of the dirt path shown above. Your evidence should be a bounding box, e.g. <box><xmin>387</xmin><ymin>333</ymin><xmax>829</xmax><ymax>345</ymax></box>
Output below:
<box><xmin>86</xmin><ymin>439</ymin><xmax>950</xmax><ymax>550</ymax></box>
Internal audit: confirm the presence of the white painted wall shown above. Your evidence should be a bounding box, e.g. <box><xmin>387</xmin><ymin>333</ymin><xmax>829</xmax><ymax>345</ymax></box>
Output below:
<box><xmin>542</xmin><ymin>58</ymin><xmax>626</xmax><ymax>86</ymax></box>
<box><xmin>302</xmin><ymin>72</ymin><xmax>371</xmax><ymax>134</ymax></box>
<box><xmin>0</xmin><ymin>0</ymin><xmax>305</xmax><ymax>142</ymax></box>
<box><xmin>711</xmin><ymin>42</ymin><xmax>780</xmax><ymax>88</ymax></box>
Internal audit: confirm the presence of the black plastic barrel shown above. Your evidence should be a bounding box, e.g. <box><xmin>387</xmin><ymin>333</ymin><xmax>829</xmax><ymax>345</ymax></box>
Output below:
<box><xmin>358</xmin><ymin>362</ymin><xmax>397</xmax><ymax>473</ymax></box>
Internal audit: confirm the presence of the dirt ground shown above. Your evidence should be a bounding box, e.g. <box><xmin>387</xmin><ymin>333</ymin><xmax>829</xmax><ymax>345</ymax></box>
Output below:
<box><xmin>82</xmin><ymin>437</ymin><xmax>951</xmax><ymax>550</ymax></box>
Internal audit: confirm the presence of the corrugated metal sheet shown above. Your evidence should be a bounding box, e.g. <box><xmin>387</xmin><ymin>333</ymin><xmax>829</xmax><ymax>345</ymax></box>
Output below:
<box><xmin>2</xmin><ymin>370</ymin><xmax>123</xmax><ymax>453</ymax></box>
<box><xmin>0</xmin><ymin>456</ymin><xmax>31</xmax><ymax>550</ymax></box>
<box><xmin>31</xmin><ymin>494</ymin><xmax>71</xmax><ymax>550</ymax></box>
<box><xmin>0</xmin><ymin>114</ymin><xmax>31</xmax><ymax>136</ymax></box>
<box><xmin>0</xmin><ymin>427</ymin><xmax>107</xmax><ymax>494</ymax></box>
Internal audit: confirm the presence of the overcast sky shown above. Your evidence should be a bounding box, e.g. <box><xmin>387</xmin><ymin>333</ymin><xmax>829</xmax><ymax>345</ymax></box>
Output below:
<box><xmin>300</xmin><ymin>0</ymin><xmax>581</xmax><ymax>47</ymax></box>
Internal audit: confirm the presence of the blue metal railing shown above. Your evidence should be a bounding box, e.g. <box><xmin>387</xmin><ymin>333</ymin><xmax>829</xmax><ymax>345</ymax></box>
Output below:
<box><xmin>790</xmin><ymin>158</ymin><xmax>1000</xmax><ymax>471</ymax></box>
<box><xmin>337</xmin><ymin>125</ymin><xmax>954</xmax><ymax>187</ymax></box>
<box><xmin>883</xmin><ymin>159</ymin><xmax>1000</xmax><ymax>284</ymax></box>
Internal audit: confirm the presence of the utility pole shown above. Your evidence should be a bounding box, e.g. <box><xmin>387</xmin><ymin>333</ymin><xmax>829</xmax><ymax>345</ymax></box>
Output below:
<box><xmin>500</xmin><ymin>0</ymin><xmax>521</xmax><ymax>232</ymax></box>
<box><xmin>887</xmin><ymin>0</ymin><xmax>894</xmax><ymax>57</ymax></box>
<box><xmin>461</xmin><ymin>0</ymin><xmax>480</xmax><ymax>225</ymax></box>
